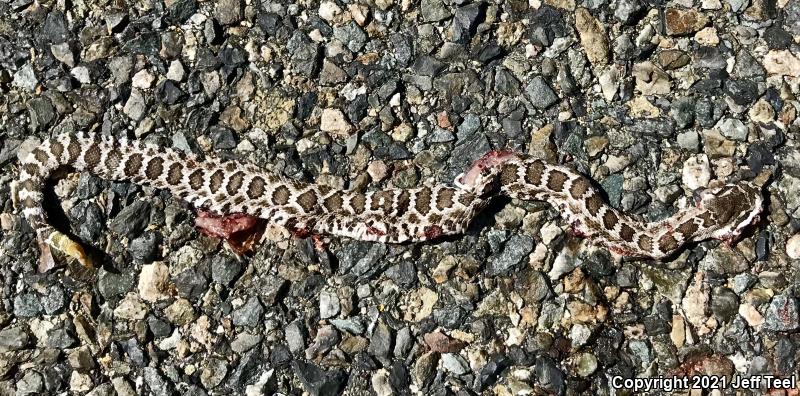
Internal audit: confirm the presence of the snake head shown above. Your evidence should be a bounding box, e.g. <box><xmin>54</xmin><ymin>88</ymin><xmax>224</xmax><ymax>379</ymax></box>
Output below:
<box><xmin>454</xmin><ymin>150</ymin><xmax>519</xmax><ymax>196</ymax></box>
<box><xmin>697</xmin><ymin>182</ymin><xmax>764</xmax><ymax>242</ymax></box>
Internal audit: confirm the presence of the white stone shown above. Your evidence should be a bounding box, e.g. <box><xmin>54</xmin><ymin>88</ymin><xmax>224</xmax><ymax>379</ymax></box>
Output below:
<box><xmin>114</xmin><ymin>293</ymin><xmax>149</xmax><ymax>320</ymax></box>
<box><xmin>738</xmin><ymin>303</ymin><xmax>765</xmax><ymax>327</ymax></box>
<box><xmin>71</xmin><ymin>66</ymin><xmax>91</xmax><ymax>84</ymax></box>
<box><xmin>682</xmin><ymin>154</ymin><xmax>711</xmax><ymax>190</ymax></box>
<box><xmin>131</xmin><ymin>69</ymin><xmax>155</xmax><ymax>88</ymax></box>
<box><xmin>763</xmin><ymin>50</ymin><xmax>800</xmax><ymax>77</ymax></box>
<box><xmin>166</xmin><ymin>60</ymin><xmax>185</xmax><ymax>81</ymax></box>
<box><xmin>695</xmin><ymin>27</ymin><xmax>719</xmax><ymax>46</ymax></box>
<box><xmin>138</xmin><ymin>262</ymin><xmax>170</xmax><ymax>302</ymax></box>
<box><xmin>367</xmin><ymin>160</ymin><xmax>389</xmax><ymax>182</ymax></box>
<box><xmin>318</xmin><ymin>1</ymin><xmax>342</xmax><ymax>21</ymax></box>
<box><xmin>786</xmin><ymin>234</ymin><xmax>800</xmax><ymax>259</ymax></box>
<box><xmin>718</xmin><ymin>118</ymin><xmax>748</xmax><ymax>141</ymax></box>
<box><xmin>320</xmin><ymin>108</ymin><xmax>353</xmax><ymax>136</ymax></box>
<box><xmin>748</xmin><ymin>99</ymin><xmax>775</xmax><ymax>123</ymax></box>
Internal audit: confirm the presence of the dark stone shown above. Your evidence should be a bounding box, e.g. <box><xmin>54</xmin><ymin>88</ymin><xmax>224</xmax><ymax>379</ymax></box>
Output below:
<box><xmin>174</xmin><ymin>268</ymin><xmax>209</xmax><ymax>300</ymax></box>
<box><xmin>27</xmin><ymin>97</ymin><xmax>55</xmax><ymax>131</ymax></box>
<box><xmin>291</xmin><ymin>360</ymin><xmax>347</xmax><ymax>396</ymax></box>
<box><xmin>210</xmin><ymin>126</ymin><xmax>237</xmax><ymax>150</ymax></box>
<box><xmin>129</xmin><ymin>231</ymin><xmax>161</xmax><ymax>262</ymax></box>
<box><xmin>486</xmin><ymin>235</ymin><xmax>535</xmax><ymax>276</ymax></box>
<box><xmin>711</xmin><ymin>287</ymin><xmax>739</xmax><ymax>322</ymax></box>
<box><xmin>70</xmin><ymin>201</ymin><xmax>105</xmax><ymax>243</ymax></box>
<box><xmin>411</xmin><ymin>55</ymin><xmax>446</xmax><ymax>77</ymax></box>
<box><xmin>695</xmin><ymin>98</ymin><xmax>726</xmax><ymax>128</ymax></box>
<box><xmin>14</xmin><ymin>293</ymin><xmax>43</xmax><ymax>317</ymax></box>
<box><xmin>109</xmin><ymin>200</ymin><xmax>151</xmax><ymax>239</ymax></box>
<box><xmin>147</xmin><ymin>316</ymin><xmax>172</xmax><ymax>338</ymax></box>
<box><xmin>764</xmin><ymin>25</ymin><xmax>792</xmax><ymax>49</ymax></box>
<box><xmin>336</xmin><ymin>241</ymin><xmax>388</xmax><ymax>277</ymax></box>
<box><xmin>232</xmin><ymin>296</ymin><xmax>263</xmax><ymax>327</ymax></box>
<box><xmin>286</xmin><ymin>31</ymin><xmax>320</xmax><ymax>77</ymax></box>
<box><xmin>534</xmin><ymin>356</ymin><xmax>566</xmax><ymax>395</ymax></box>
<box><xmin>384</xmin><ymin>261</ymin><xmax>416</xmax><ymax>288</ymax></box>
<box><xmin>747</xmin><ymin>143</ymin><xmax>775</xmax><ymax>173</ymax></box>
<box><xmin>211</xmin><ymin>254</ymin><xmax>242</xmax><ymax>285</ymax></box>
<box><xmin>144</xmin><ymin>367</ymin><xmax>174</xmax><ymax>395</ymax></box>
<box><xmin>121</xmin><ymin>337</ymin><xmax>147</xmax><ymax>366</ymax></box>
<box><xmin>167</xmin><ymin>0</ymin><xmax>198</xmax><ymax>23</ymax></box>
<box><xmin>725</xmin><ymin>80</ymin><xmax>759</xmax><ymax>106</ymax></box>
<box><xmin>525</xmin><ymin>76</ymin><xmax>559</xmax><ymax>109</ymax></box>
<box><xmin>453</xmin><ymin>4</ymin><xmax>483</xmax><ymax>43</ymax></box>
<box><xmin>46</xmin><ymin>327</ymin><xmax>76</xmax><ymax>349</ymax></box>
<box><xmin>156</xmin><ymin>80</ymin><xmax>186</xmax><ymax>104</ymax></box>
<box><xmin>41</xmin><ymin>11</ymin><xmax>69</xmax><ymax>44</ymax></box>
<box><xmin>694</xmin><ymin>46</ymin><xmax>728</xmax><ymax>70</ymax></box>
<box><xmin>98</xmin><ymin>268</ymin><xmax>136</xmax><ymax>301</ymax></box>
<box><xmin>670</xmin><ymin>97</ymin><xmax>695</xmax><ymax>129</ymax></box>
<box><xmin>475</xmin><ymin>355</ymin><xmax>508</xmax><ymax>391</ymax></box>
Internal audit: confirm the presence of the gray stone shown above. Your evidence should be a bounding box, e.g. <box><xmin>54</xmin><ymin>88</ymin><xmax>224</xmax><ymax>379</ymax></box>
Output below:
<box><xmin>718</xmin><ymin>118</ymin><xmax>748</xmax><ymax>141</ymax></box>
<box><xmin>215</xmin><ymin>0</ymin><xmax>242</xmax><ymax>25</ymax></box>
<box><xmin>14</xmin><ymin>293</ymin><xmax>43</xmax><ymax>317</ymax></box>
<box><xmin>525</xmin><ymin>77</ymin><xmax>559</xmax><ymax>109</ymax></box>
<box><xmin>486</xmin><ymin>235</ymin><xmax>535</xmax><ymax>276</ymax></box>
<box><xmin>16</xmin><ymin>371</ymin><xmax>44</xmax><ymax>395</ymax></box>
<box><xmin>333</xmin><ymin>22</ymin><xmax>367</xmax><ymax>52</ymax></box>
<box><xmin>763</xmin><ymin>294</ymin><xmax>800</xmax><ymax>332</ymax></box>
<box><xmin>0</xmin><ymin>326</ymin><xmax>30</xmax><ymax>352</ymax></box>
<box><xmin>421</xmin><ymin>0</ymin><xmax>452</xmax><ymax>22</ymax></box>
<box><xmin>232</xmin><ymin>296</ymin><xmax>263</xmax><ymax>327</ymax></box>
<box><xmin>12</xmin><ymin>64</ymin><xmax>38</xmax><ymax>91</ymax></box>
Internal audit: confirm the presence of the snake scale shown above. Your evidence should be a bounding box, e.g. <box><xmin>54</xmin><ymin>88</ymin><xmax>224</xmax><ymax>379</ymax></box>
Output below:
<box><xmin>16</xmin><ymin>132</ymin><xmax>764</xmax><ymax>268</ymax></box>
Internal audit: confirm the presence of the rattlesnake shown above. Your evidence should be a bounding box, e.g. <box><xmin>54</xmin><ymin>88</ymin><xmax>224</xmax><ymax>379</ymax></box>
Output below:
<box><xmin>16</xmin><ymin>132</ymin><xmax>764</xmax><ymax>269</ymax></box>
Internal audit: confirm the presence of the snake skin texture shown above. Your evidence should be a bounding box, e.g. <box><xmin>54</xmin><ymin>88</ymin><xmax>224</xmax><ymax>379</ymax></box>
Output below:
<box><xmin>17</xmin><ymin>132</ymin><xmax>764</xmax><ymax>265</ymax></box>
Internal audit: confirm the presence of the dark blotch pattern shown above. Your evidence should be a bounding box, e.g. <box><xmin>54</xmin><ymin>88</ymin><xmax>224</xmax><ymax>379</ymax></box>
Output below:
<box><xmin>676</xmin><ymin>220</ymin><xmax>698</xmax><ymax>238</ymax></box>
<box><xmin>226</xmin><ymin>171</ymin><xmax>245</xmax><ymax>195</ymax></box>
<box><xmin>323</xmin><ymin>191</ymin><xmax>343</xmax><ymax>212</ymax></box>
<box><xmin>500</xmin><ymin>164</ymin><xmax>519</xmax><ymax>185</ymax></box>
<box><xmin>569</xmin><ymin>178</ymin><xmax>591</xmax><ymax>199</ymax></box>
<box><xmin>144</xmin><ymin>157</ymin><xmax>164</xmax><ymax>180</ymax></box>
<box><xmin>602</xmin><ymin>210</ymin><xmax>618</xmax><ymax>230</ymax></box>
<box><xmin>546</xmin><ymin>170</ymin><xmax>568</xmax><ymax>191</ymax></box>
<box><xmin>272</xmin><ymin>185</ymin><xmax>291</xmax><ymax>205</ymax></box>
<box><xmin>189</xmin><ymin>169</ymin><xmax>205</xmax><ymax>190</ymax></box>
<box><xmin>637</xmin><ymin>235</ymin><xmax>653</xmax><ymax>253</ymax></box>
<box><xmin>84</xmin><ymin>144</ymin><xmax>102</xmax><ymax>168</ymax></box>
<box><xmin>67</xmin><ymin>139</ymin><xmax>81</xmax><ymax>161</ymax></box>
<box><xmin>619</xmin><ymin>223</ymin><xmax>635</xmax><ymax>242</ymax></box>
<box><xmin>585</xmin><ymin>194</ymin><xmax>603</xmax><ymax>216</ymax></box>
<box><xmin>297</xmin><ymin>190</ymin><xmax>318</xmax><ymax>212</ymax></box>
<box><xmin>167</xmin><ymin>162</ymin><xmax>184</xmax><ymax>185</ymax></box>
<box><xmin>51</xmin><ymin>142</ymin><xmax>64</xmax><ymax>159</ymax></box>
<box><xmin>247</xmin><ymin>176</ymin><xmax>265</xmax><ymax>199</ymax></box>
<box><xmin>658</xmin><ymin>234</ymin><xmax>678</xmax><ymax>253</ymax></box>
<box><xmin>209</xmin><ymin>170</ymin><xmax>224</xmax><ymax>193</ymax></box>
<box><xmin>125</xmin><ymin>153</ymin><xmax>144</xmax><ymax>177</ymax></box>
<box><xmin>435</xmin><ymin>189</ymin><xmax>455</xmax><ymax>211</ymax></box>
<box><xmin>396</xmin><ymin>190</ymin><xmax>410</xmax><ymax>217</ymax></box>
<box><xmin>525</xmin><ymin>160</ymin><xmax>544</xmax><ymax>185</ymax></box>
<box><xmin>350</xmin><ymin>194</ymin><xmax>366</xmax><ymax>214</ymax></box>
<box><xmin>415</xmin><ymin>187</ymin><xmax>432</xmax><ymax>216</ymax></box>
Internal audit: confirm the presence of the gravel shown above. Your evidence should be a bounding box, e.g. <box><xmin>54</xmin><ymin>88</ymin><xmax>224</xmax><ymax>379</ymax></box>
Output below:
<box><xmin>1</xmin><ymin>1</ymin><xmax>798</xmax><ymax>394</ymax></box>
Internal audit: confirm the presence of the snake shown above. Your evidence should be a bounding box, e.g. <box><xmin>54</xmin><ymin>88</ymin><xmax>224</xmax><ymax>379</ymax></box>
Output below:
<box><xmin>16</xmin><ymin>132</ymin><xmax>764</xmax><ymax>269</ymax></box>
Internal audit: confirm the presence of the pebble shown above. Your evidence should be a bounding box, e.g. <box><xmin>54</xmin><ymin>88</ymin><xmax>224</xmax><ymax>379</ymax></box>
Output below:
<box><xmin>320</xmin><ymin>108</ymin><xmax>353</xmax><ymax>136</ymax></box>
<box><xmin>574</xmin><ymin>8</ymin><xmax>609</xmax><ymax>66</ymax></box>
<box><xmin>525</xmin><ymin>76</ymin><xmax>559</xmax><ymax>109</ymax></box>
<box><xmin>786</xmin><ymin>234</ymin><xmax>800</xmax><ymax>259</ymax></box>
<box><xmin>763</xmin><ymin>50</ymin><xmax>800</xmax><ymax>77</ymax></box>
<box><xmin>718</xmin><ymin>118</ymin><xmax>748</xmax><ymax>141</ymax></box>
<box><xmin>138</xmin><ymin>262</ymin><xmax>170</xmax><ymax>302</ymax></box>
<box><xmin>665</xmin><ymin>8</ymin><xmax>709</xmax><ymax>36</ymax></box>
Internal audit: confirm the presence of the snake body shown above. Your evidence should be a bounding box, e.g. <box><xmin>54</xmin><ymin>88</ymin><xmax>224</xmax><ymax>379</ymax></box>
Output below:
<box><xmin>17</xmin><ymin>132</ymin><xmax>763</xmax><ymax>267</ymax></box>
